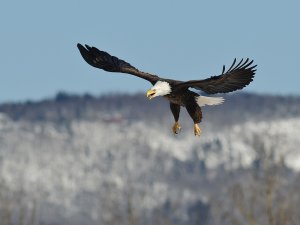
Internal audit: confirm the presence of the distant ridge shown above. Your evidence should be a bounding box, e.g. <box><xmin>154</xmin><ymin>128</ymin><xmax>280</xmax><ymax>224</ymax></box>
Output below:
<box><xmin>0</xmin><ymin>92</ymin><xmax>299</xmax><ymax>126</ymax></box>
<box><xmin>0</xmin><ymin>92</ymin><xmax>300</xmax><ymax>225</ymax></box>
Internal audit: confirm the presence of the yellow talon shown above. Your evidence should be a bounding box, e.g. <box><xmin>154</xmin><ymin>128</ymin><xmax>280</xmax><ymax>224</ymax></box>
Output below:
<box><xmin>194</xmin><ymin>124</ymin><xmax>201</xmax><ymax>136</ymax></box>
<box><xmin>172</xmin><ymin>122</ymin><xmax>181</xmax><ymax>134</ymax></box>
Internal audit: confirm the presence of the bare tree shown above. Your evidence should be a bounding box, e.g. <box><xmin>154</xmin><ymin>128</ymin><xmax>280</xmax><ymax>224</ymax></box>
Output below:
<box><xmin>212</xmin><ymin>134</ymin><xmax>300</xmax><ymax>225</ymax></box>
<box><xmin>0</xmin><ymin>178</ymin><xmax>37</xmax><ymax>225</ymax></box>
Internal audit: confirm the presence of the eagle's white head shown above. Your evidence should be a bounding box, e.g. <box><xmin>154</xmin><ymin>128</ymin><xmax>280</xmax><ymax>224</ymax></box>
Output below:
<box><xmin>146</xmin><ymin>81</ymin><xmax>171</xmax><ymax>100</ymax></box>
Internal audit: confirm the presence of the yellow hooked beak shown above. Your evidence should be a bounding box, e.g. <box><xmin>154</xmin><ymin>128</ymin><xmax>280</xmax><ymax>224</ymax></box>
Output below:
<box><xmin>146</xmin><ymin>89</ymin><xmax>156</xmax><ymax>100</ymax></box>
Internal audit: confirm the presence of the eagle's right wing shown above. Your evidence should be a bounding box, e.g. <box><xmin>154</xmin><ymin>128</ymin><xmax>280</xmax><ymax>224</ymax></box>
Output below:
<box><xmin>77</xmin><ymin>44</ymin><xmax>160</xmax><ymax>85</ymax></box>
<box><xmin>174</xmin><ymin>58</ymin><xmax>257</xmax><ymax>94</ymax></box>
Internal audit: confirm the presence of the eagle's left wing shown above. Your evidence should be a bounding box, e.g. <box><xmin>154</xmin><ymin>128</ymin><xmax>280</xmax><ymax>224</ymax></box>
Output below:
<box><xmin>174</xmin><ymin>58</ymin><xmax>257</xmax><ymax>94</ymax></box>
<box><xmin>77</xmin><ymin>43</ymin><xmax>160</xmax><ymax>85</ymax></box>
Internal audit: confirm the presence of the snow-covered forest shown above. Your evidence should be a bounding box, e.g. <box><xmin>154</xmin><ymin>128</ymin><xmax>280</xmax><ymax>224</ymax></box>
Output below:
<box><xmin>0</xmin><ymin>92</ymin><xmax>299</xmax><ymax>225</ymax></box>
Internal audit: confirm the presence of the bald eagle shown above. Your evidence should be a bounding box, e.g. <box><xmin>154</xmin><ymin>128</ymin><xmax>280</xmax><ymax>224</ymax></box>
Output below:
<box><xmin>77</xmin><ymin>43</ymin><xmax>256</xmax><ymax>136</ymax></box>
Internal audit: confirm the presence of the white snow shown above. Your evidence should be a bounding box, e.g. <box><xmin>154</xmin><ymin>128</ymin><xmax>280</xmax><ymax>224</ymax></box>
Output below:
<box><xmin>0</xmin><ymin>116</ymin><xmax>299</xmax><ymax>223</ymax></box>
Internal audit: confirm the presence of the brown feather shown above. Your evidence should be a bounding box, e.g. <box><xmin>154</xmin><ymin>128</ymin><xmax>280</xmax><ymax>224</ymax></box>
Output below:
<box><xmin>174</xmin><ymin>58</ymin><xmax>257</xmax><ymax>94</ymax></box>
<box><xmin>77</xmin><ymin>44</ymin><xmax>160</xmax><ymax>85</ymax></box>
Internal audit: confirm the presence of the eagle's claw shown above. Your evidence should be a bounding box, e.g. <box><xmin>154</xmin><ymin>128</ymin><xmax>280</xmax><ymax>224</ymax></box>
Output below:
<box><xmin>172</xmin><ymin>122</ymin><xmax>181</xmax><ymax>134</ymax></box>
<box><xmin>194</xmin><ymin>124</ymin><xmax>201</xmax><ymax>136</ymax></box>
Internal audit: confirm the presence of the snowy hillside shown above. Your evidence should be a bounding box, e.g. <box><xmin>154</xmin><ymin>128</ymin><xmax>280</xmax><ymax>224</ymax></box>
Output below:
<box><xmin>0</xmin><ymin>93</ymin><xmax>299</xmax><ymax>225</ymax></box>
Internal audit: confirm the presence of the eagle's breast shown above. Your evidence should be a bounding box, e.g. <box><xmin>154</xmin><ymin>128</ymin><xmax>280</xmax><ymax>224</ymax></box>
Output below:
<box><xmin>165</xmin><ymin>90</ymin><xmax>197</xmax><ymax>106</ymax></box>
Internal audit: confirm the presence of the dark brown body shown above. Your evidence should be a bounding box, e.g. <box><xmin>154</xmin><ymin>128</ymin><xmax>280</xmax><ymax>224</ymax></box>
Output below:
<box><xmin>165</xmin><ymin>90</ymin><xmax>203</xmax><ymax>124</ymax></box>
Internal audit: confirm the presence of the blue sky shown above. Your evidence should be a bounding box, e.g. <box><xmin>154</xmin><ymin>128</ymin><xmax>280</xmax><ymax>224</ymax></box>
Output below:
<box><xmin>1</xmin><ymin>0</ymin><xmax>299</xmax><ymax>103</ymax></box>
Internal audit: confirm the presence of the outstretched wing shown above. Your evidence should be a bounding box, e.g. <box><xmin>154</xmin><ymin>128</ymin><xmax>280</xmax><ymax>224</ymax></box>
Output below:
<box><xmin>77</xmin><ymin>43</ymin><xmax>160</xmax><ymax>84</ymax></box>
<box><xmin>174</xmin><ymin>58</ymin><xmax>257</xmax><ymax>94</ymax></box>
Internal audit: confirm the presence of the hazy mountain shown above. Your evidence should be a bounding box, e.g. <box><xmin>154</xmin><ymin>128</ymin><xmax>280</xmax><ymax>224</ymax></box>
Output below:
<box><xmin>0</xmin><ymin>92</ymin><xmax>299</xmax><ymax>225</ymax></box>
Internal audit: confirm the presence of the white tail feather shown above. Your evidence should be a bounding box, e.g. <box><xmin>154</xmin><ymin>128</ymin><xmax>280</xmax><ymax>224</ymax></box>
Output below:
<box><xmin>195</xmin><ymin>96</ymin><xmax>225</xmax><ymax>107</ymax></box>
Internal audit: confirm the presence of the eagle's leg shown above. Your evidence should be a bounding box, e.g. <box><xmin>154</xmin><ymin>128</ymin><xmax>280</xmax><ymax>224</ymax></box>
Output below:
<box><xmin>170</xmin><ymin>103</ymin><xmax>181</xmax><ymax>134</ymax></box>
<box><xmin>186</xmin><ymin>101</ymin><xmax>203</xmax><ymax>136</ymax></box>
